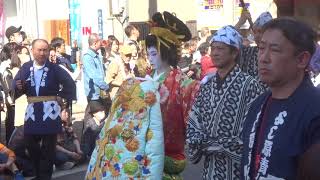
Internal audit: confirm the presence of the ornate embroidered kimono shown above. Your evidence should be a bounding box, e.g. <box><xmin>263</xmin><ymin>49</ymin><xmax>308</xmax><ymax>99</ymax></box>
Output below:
<box><xmin>13</xmin><ymin>61</ymin><xmax>76</xmax><ymax>135</ymax></box>
<box><xmin>86</xmin><ymin>79</ymin><xmax>164</xmax><ymax>180</ymax></box>
<box><xmin>242</xmin><ymin>77</ymin><xmax>320</xmax><ymax>180</ymax></box>
<box><xmin>186</xmin><ymin>65</ymin><xmax>264</xmax><ymax>180</ymax></box>
<box><xmin>86</xmin><ymin>68</ymin><xmax>200</xmax><ymax>180</ymax></box>
<box><xmin>157</xmin><ymin>68</ymin><xmax>200</xmax><ymax>180</ymax></box>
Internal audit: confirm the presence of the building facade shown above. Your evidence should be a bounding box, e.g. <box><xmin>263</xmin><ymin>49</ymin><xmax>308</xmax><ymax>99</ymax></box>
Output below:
<box><xmin>1</xmin><ymin>0</ymin><xmax>319</xmax><ymax>50</ymax></box>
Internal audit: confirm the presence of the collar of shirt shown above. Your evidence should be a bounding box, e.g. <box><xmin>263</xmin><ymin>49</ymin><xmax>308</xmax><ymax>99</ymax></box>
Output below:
<box><xmin>88</xmin><ymin>48</ymin><xmax>99</xmax><ymax>57</ymax></box>
<box><xmin>32</xmin><ymin>61</ymin><xmax>46</xmax><ymax>96</ymax></box>
<box><xmin>33</xmin><ymin>61</ymin><xmax>46</xmax><ymax>70</ymax></box>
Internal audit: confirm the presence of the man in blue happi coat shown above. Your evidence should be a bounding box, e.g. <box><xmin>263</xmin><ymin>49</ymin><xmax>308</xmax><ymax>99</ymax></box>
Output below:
<box><xmin>14</xmin><ymin>39</ymin><xmax>76</xmax><ymax>180</ymax></box>
<box><xmin>241</xmin><ymin>18</ymin><xmax>320</xmax><ymax>180</ymax></box>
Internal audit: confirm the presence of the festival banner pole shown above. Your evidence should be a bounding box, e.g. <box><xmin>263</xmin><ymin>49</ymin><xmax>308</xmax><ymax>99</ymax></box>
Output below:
<box><xmin>239</xmin><ymin>0</ymin><xmax>254</xmax><ymax>30</ymax></box>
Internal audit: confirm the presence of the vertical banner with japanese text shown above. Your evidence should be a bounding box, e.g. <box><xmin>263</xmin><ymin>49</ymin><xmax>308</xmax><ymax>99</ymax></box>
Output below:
<box><xmin>69</xmin><ymin>0</ymin><xmax>82</xmax><ymax>48</ymax></box>
<box><xmin>98</xmin><ymin>9</ymin><xmax>103</xmax><ymax>39</ymax></box>
<box><xmin>197</xmin><ymin>0</ymin><xmax>224</xmax><ymax>30</ymax></box>
<box><xmin>197</xmin><ymin>0</ymin><xmax>276</xmax><ymax>31</ymax></box>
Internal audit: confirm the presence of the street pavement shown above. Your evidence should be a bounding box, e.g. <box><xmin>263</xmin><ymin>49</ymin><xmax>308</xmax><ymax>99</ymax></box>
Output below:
<box><xmin>2</xmin><ymin>102</ymin><xmax>204</xmax><ymax>180</ymax></box>
<box><xmin>51</xmin><ymin>159</ymin><xmax>203</xmax><ymax>180</ymax></box>
<box><xmin>52</xmin><ymin>101</ymin><xmax>204</xmax><ymax>179</ymax></box>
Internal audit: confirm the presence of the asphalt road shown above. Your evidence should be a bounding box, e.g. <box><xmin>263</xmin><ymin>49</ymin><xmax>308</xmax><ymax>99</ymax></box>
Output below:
<box><xmin>52</xmin><ymin>159</ymin><xmax>203</xmax><ymax>180</ymax></box>
<box><xmin>13</xmin><ymin>103</ymin><xmax>204</xmax><ymax>180</ymax></box>
<box><xmin>53</xmin><ymin>103</ymin><xmax>204</xmax><ymax>180</ymax></box>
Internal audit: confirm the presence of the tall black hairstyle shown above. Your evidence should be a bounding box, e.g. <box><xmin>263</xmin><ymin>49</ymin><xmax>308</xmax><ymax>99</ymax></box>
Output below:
<box><xmin>145</xmin><ymin>11</ymin><xmax>192</xmax><ymax>68</ymax></box>
<box><xmin>145</xmin><ymin>34</ymin><xmax>179</xmax><ymax>68</ymax></box>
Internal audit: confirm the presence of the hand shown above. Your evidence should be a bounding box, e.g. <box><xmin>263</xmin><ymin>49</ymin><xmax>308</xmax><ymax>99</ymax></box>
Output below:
<box><xmin>76</xmin><ymin>149</ymin><xmax>83</xmax><ymax>155</ymax></box>
<box><xmin>69</xmin><ymin>152</ymin><xmax>81</xmax><ymax>160</ymax></box>
<box><xmin>187</xmin><ymin>70</ymin><xmax>195</xmax><ymax>77</ymax></box>
<box><xmin>6</xmin><ymin>96</ymin><xmax>14</xmax><ymax>106</ymax></box>
<box><xmin>203</xmin><ymin>144</ymin><xmax>223</xmax><ymax>156</ymax></box>
<box><xmin>57</xmin><ymin>96</ymin><xmax>67</xmax><ymax>109</ymax></box>
<box><xmin>16</xmin><ymin>80</ymin><xmax>25</xmax><ymax>90</ymax></box>
<box><xmin>237</xmin><ymin>10</ymin><xmax>252</xmax><ymax>27</ymax></box>
<box><xmin>0</xmin><ymin>101</ymin><xmax>4</xmax><ymax>112</ymax></box>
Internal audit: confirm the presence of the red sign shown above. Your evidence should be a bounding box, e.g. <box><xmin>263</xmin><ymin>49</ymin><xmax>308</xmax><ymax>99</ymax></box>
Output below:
<box><xmin>82</xmin><ymin>27</ymin><xmax>92</xmax><ymax>35</ymax></box>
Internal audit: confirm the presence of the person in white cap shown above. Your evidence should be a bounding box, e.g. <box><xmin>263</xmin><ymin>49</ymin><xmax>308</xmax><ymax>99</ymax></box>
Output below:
<box><xmin>236</xmin><ymin>11</ymin><xmax>273</xmax><ymax>90</ymax></box>
<box><xmin>186</xmin><ymin>25</ymin><xmax>264</xmax><ymax>180</ymax></box>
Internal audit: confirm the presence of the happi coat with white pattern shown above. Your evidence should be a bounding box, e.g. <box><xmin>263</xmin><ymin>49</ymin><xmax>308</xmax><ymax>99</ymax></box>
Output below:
<box><xmin>186</xmin><ymin>65</ymin><xmax>264</xmax><ymax>180</ymax></box>
<box><xmin>13</xmin><ymin>60</ymin><xmax>76</xmax><ymax>135</ymax></box>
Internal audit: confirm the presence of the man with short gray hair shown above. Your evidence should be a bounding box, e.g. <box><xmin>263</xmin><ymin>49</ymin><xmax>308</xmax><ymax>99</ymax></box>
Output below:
<box><xmin>83</xmin><ymin>33</ymin><xmax>109</xmax><ymax>119</ymax></box>
<box><xmin>82</xmin><ymin>33</ymin><xmax>109</xmax><ymax>157</ymax></box>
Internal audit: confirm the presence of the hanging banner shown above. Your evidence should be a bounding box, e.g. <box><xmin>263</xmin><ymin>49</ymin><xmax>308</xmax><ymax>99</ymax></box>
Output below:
<box><xmin>97</xmin><ymin>9</ymin><xmax>103</xmax><ymax>39</ymax></box>
<box><xmin>69</xmin><ymin>0</ymin><xmax>82</xmax><ymax>48</ymax></box>
<box><xmin>233</xmin><ymin>0</ymin><xmax>251</xmax><ymax>29</ymax></box>
<box><xmin>197</xmin><ymin>0</ymin><xmax>276</xmax><ymax>30</ymax></box>
<box><xmin>197</xmin><ymin>0</ymin><xmax>225</xmax><ymax>30</ymax></box>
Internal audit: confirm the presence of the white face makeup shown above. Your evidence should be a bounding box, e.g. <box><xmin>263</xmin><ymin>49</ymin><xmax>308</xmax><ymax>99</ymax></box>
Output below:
<box><xmin>147</xmin><ymin>46</ymin><xmax>162</xmax><ymax>70</ymax></box>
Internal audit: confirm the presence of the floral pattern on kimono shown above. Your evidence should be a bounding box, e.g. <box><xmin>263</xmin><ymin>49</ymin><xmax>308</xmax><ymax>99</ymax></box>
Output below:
<box><xmin>156</xmin><ymin>68</ymin><xmax>200</xmax><ymax>179</ymax></box>
<box><xmin>86</xmin><ymin>79</ymin><xmax>164</xmax><ymax>180</ymax></box>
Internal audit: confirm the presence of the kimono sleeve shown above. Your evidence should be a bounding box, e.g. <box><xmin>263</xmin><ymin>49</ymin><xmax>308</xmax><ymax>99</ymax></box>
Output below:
<box><xmin>189</xmin><ymin>78</ymin><xmax>263</xmax><ymax>159</ymax></box>
<box><xmin>55</xmin><ymin>65</ymin><xmax>77</xmax><ymax>101</ymax></box>
<box><xmin>213</xmin><ymin>78</ymin><xmax>264</xmax><ymax>157</ymax></box>
<box><xmin>239</xmin><ymin>46</ymin><xmax>257</xmax><ymax>73</ymax></box>
<box><xmin>13</xmin><ymin>66</ymin><xmax>27</xmax><ymax>99</ymax></box>
<box><xmin>186</xmin><ymin>85</ymin><xmax>207</xmax><ymax>164</ymax></box>
<box><xmin>181</xmin><ymin>76</ymin><xmax>201</xmax><ymax>124</ymax></box>
<box><xmin>143</xmin><ymin>82</ymin><xmax>164</xmax><ymax>179</ymax></box>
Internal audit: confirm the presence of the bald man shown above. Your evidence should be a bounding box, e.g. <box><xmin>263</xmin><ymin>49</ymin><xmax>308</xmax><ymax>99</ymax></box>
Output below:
<box><xmin>14</xmin><ymin>39</ymin><xmax>76</xmax><ymax>180</ymax></box>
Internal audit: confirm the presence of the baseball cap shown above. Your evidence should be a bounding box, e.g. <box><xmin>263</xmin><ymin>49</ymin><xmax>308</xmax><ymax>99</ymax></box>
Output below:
<box><xmin>120</xmin><ymin>45</ymin><xmax>133</xmax><ymax>55</ymax></box>
<box><xmin>5</xmin><ymin>26</ymin><xmax>22</xmax><ymax>39</ymax></box>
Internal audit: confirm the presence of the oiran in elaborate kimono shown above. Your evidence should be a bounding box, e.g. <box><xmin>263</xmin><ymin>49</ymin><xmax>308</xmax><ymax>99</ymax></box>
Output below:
<box><xmin>85</xmin><ymin>11</ymin><xmax>200</xmax><ymax>180</ymax></box>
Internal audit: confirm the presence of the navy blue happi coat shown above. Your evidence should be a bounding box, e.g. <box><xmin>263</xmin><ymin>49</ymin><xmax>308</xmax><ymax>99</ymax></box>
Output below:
<box><xmin>13</xmin><ymin>60</ymin><xmax>76</xmax><ymax>135</ymax></box>
<box><xmin>241</xmin><ymin>76</ymin><xmax>320</xmax><ymax>180</ymax></box>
